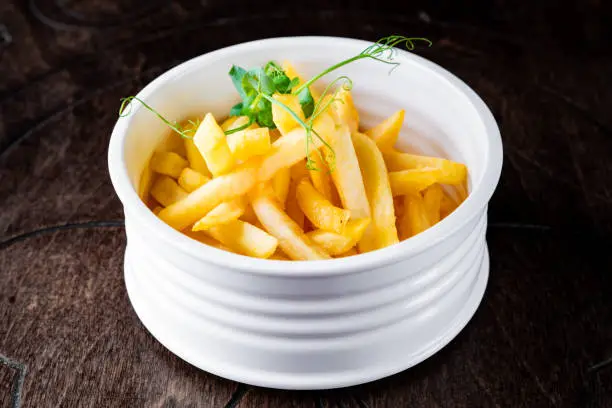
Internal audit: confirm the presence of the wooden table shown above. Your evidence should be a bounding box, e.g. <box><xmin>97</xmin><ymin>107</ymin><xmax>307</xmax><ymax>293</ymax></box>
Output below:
<box><xmin>1</xmin><ymin>1</ymin><xmax>611</xmax><ymax>407</ymax></box>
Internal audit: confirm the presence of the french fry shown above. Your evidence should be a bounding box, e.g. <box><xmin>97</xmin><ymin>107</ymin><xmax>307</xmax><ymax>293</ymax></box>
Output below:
<box><xmin>183</xmin><ymin>119</ymin><xmax>211</xmax><ymax>177</ymax></box>
<box><xmin>192</xmin><ymin>196</ymin><xmax>248</xmax><ymax>231</ymax></box>
<box><xmin>389</xmin><ymin>168</ymin><xmax>445</xmax><ymax>196</ymax></box>
<box><xmin>156</xmin><ymin>130</ymin><xmax>187</xmax><ymax>157</ymax></box>
<box><xmin>269</xmin><ymin>250</ymin><xmax>290</xmax><ymax>260</ymax></box>
<box><xmin>272</xmin><ymin>167</ymin><xmax>291</xmax><ymax>208</ymax></box>
<box><xmin>399</xmin><ymin>193</ymin><xmax>431</xmax><ymax>240</ymax></box>
<box><xmin>440</xmin><ymin>187</ymin><xmax>459</xmax><ymax>219</ymax></box>
<box><xmin>178</xmin><ymin>167</ymin><xmax>210</xmax><ymax>193</ymax></box>
<box><xmin>383</xmin><ymin>150</ymin><xmax>467</xmax><ymax>184</ymax></box>
<box><xmin>365</xmin><ymin>109</ymin><xmax>405</xmax><ymax>151</ymax></box>
<box><xmin>281</xmin><ymin>61</ymin><xmax>321</xmax><ymax>100</ymax></box>
<box><xmin>208</xmin><ymin>219</ymin><xmax>278</xmax><ymax>258</ymax></box>
<box><xmin>257</xmin><ymin>112</ymin><xmax>335</xmax><ymax>182</ymax></box>
<box><xmin>423</xmin><ymin>184</ymin><xmax>443</xmax><ymax>225</ymax></box>
<box><xmin>330</xmin><ymin>89</ymin><xmax>359</xmax><ymax>132</ymax></box>
<box><xmin>393</xmin><ymin>196</ymin><xmax>404</xmax><ymax>220</ymax></box>
<box><xmin>149</xmin><ymin>151</ymin><xmax>189</xmax><ymax>179</ymax></box>
<box><xmin>221</xmin><ymin>115</ymin><xmax>257</xmax><ymax>132</ymax></box>
<box><xmin>183</xmin><ymin>230</ymin><xmax>236</xmax><ymax>253</ymax></box>
<box><xmin>227</xmin><ymin>128</ymin><xmax>271</xmax><ymax>162</ymax></box>
<box><xmin>138</xmin><ymin>164</ymin><xmax>154</xmax><ymax>200</ymax></box>
<box><xmin>336</xmin><ymin>247</ymin><xmax>358</xmax><ymax>258</ymax></box>
<box><xmin>272</xmin><ymin>94</ymin><xmax>305</xmax><ymax>135</ymax></box>
<box><xmin>285</xmin><ymin>178</ymin><xmax>305</xmax><ymax>229</ymax></box>
<box><xmin>306</xmin><ymin>218</ymin><xmax>370</xmax><ymax>256</ymax></box>
<box><xmin>250</xmin><ymin>184</ymin><xmax>330</xmax><ymax>260</ymax></box>
<box><xmin>296</xmin><ymin>178</ymin><xmax>351</xmax><ymax>234</ymax></box>
<box><xmin>327</xmin><ymin>124</ymin><xmax>371</xmax><ymax>223</ymax></box>
<box><xmin>152</xmin><ymin>206</ymin><xmax>163</xmax><ymax>215</ymax></box>
<box><xmin>308</xmin><ymin>151</ymin><xmax>336</xmax><ymax>204</ymax></box>
<box><xmin>290</xmin><ymin>159</ymin><xmax>310</xmax><ymax>181</ymax></box>
<box><xmin>193</xmin><ymin>113</ymin><xmax>235</xmax><ymax>177</ymax></box>
<box><xmin>150</xmin><ymin>176</ymin><xmax>188</xmax><ymax>207</ymax></box>
<box><xmin>158</xmin><ymin>159</ymin><xmax>260</xmax><ymax>230</ymax></box>
<box><xmin>352</xmin><ymin>132</ymin><xmax>399</xmax><ymax>251</ymax></box>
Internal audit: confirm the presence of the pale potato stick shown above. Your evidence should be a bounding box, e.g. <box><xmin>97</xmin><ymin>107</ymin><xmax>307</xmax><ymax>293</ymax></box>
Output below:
<box><xmin>388</xmin><ymin>168</ymin><xmax>444</xmax><ymax>196</ymax></box>
<box><xmin>192</xmin><ymin>196</ymin><xmax>248</xmax><ymax>231</ymax></box>
<box><xmin>158</xmin><ymin>159</ymin><xmax>260</xmax><ymax>230</ymax></box>
<box><xmin>272</xmin><ymin>167</ymin><xmax>291</xmax><ymax>208</ymax></box>
<box><xmin>327</xmin><ymin>124</ymin><xmax>371</xmax><ymax>223</ymax></box>
<box><xmin>149</xmin><ymin>151</ymin><xmax>188</xmax><ymax>179</ymax></box>
<box><xmin>178</xmin><ymin>167</ymin><xmax>210</xmax><ymax>193</ymax></box>
<box><xmin>296</xmin><ymin>178</ymin><xmax>351</xmax><ymax>234</ymax></box>
<box><xmin>184</xmin><ymin>230</ymin><xmax>236</xmax><ymax>253</ymax></box>
<box><xmin>330</xmin><ymin>89</ymin><xmax>359</xmax><ymax>133</ymax></box>
<box><xmin>150</xmin><ymin>176</ymin><xmax>188</xmax><ymax>207</ymax></box>
<box><xmin>399</xmin><ymin>194</ymin><xmax>431</xmax><ymax>240</ymax></box>
<box><xmin>364</xmin><ymin>109</ymin><xmax>405</xmax><ymax>151</ymax></box>
<box><xmin>423</xmin><ymin>184</ymin><xmax>443</xmax><ymax>225</ymax></box>
<box><xmin>257</xmin><ymin>112</ymin><xmax>335</xmax><ymax>182</ymax></box>
<box><xmin>306</xmin><ymin>218</ymin><xmax>370</xmax><ymax>256</ymax></box>
<box><xmin>352</xmin><ymin>132</ymin><xmax>399</xmax><ymax>251</ymax></box>
<box><xmin>250</xmin><ymin>184</ymin><xmax>331</xmax><ymax>260</ymax></box>
<box><xmin>272</xmin><ymin>94</ymin><xmax>305</xmax><ymax>135</ymax></box>
<box><xmin>308</xmin><ymin>151</ymin><xmax>335</xmax><ymax>203</ymax></box>
<box><xmin>227</xmin><ymin>128</ymin><xmax>271</xmax><ymax>162</ymax></box>
<box><xmin>383</xmin><ymin>150</ymin><xmax>467</xmax><ymax>184</ymax></box>
<box><xmin>285</xmin><ymin>178</ymin><xmax>305</xmax><ymax>229</ymax></box>
<box><xmin>183</xmin><ymin>120</ymin><xmax>211</xmax><ymax>177</ymax></box>
<box><xmin>193</xmin><ymin>113</ymin><xmax>235</xmax><ymax>177</ymax></box>
<box><xmin>208</xmin><ymin>219</ymin><xmax>278</xmax><ymax>258</ymax></box>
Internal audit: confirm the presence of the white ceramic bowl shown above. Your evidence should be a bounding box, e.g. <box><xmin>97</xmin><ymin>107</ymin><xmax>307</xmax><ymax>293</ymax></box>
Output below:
<box><xmin>108</xmin><ymin>36</ymin><xmax>502</xmax><ymax>390</ymax></box>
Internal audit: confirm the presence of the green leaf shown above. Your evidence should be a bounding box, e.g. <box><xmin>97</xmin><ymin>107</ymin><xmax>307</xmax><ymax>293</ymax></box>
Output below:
<box><xmin>298</xmin><ymin>87</ymin><xmax>314</xmax><ymax>118</ymax></box>
<box><xmin>286</xmin><ymin>77</ymin><xmax>300</xmax><ymax>92</ymax></box>
<box><xmin>256</xmin><ymin>99</ymin><xmax>275</xmax><ymax>128</ymax></box>
<box><xmin>229</xmin><ymin>102</ymin><xmax>243</xmax><ymax>117</ymax></box>
<box><xmin>229</xmin><ymin>65</ymin><xmax>248</xmax><ymax>99</ymax></box>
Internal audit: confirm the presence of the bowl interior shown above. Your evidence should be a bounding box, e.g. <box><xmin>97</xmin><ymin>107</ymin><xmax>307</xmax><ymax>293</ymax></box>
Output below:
<box><xmin>120</xmin><ymin>38</ymin><xmax>489</xmax><ymax>196</ymax></box>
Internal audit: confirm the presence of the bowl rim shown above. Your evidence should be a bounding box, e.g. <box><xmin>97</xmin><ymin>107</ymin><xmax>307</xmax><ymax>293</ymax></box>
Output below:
<box><xmin>108</xmin><ymin>35</ymin><xmax>503</xmax><ymax>276</ymax></box>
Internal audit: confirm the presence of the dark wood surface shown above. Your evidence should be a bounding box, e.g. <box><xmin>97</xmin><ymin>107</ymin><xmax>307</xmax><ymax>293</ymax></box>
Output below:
<box><xmin>1</xmin><ymin>1</ymin><xmax>611</xmax><ymax>407</ymax></box>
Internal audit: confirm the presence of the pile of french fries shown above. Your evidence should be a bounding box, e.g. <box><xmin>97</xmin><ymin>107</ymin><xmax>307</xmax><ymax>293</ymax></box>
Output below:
<box><xmin>140</xmin><ymin>63</ymin><xmax>468</xmax><ymax>261</ymax></box>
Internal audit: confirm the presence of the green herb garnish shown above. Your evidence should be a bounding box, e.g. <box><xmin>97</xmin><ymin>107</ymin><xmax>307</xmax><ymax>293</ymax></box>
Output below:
<box><xmin>118</xmin><ymin>35</ymin><xmax>431</xmax><ymax>170</ymax></box>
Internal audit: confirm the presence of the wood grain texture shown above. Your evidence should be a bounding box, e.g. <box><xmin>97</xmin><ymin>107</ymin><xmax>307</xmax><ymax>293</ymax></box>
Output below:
<box><xmin>0</xmin><ymin>0</ymin><xmax>611</xmax><ymax>406</ymax></box>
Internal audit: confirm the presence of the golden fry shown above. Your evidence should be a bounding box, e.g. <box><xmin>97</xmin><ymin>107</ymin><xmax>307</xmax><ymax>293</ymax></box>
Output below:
<box><xmin>192</xmin><ymin>196</ymin><xmax>248</xmax><ymax>231</ymax></box>
<box><xmin>272</xmin><ymin>167</ymin><xmax>291</xmax><ymax>208</ymax></box>
<box><xmin>285</xmin><ymin>177</ymin><xmax>305</xmax><ymax>229</ymax></box>
<box><xmin>365</xmin><ymin>109</ymin><xmax>405</xmax><ymax>151</ymax></box>
<box><xmin>158</xmin><ymin>159</ymin><xmax>260</xmax><ymax>230</ymax></box>
<box><xmin>150</xmin><ymin>176</ymin><xmax>188</xmax><ymax>207</ymax></box>
<box><xmin>330</xmin><ymin>89</ymin><xmax>359</xmax><ymax>133</ymax></box>
<box><xmin>221</xmin><ymin>115</ymin><xmax>257</xmax><ymax>132</ymax></box>
<box><xmin>193</xmin><ymin>113</ymin><xmax>235</xmax><ymax>176</ymax></box>
<box><xmin>306</xmin><ymin>218</ymin><xmax>370</xmax><ymax>256</ymax></box>
<box><xmin>227</xmin><ymin>128</ymin><xmax>271</xmax><ymax>162</ymax></box>
<box><xmin>149</xmin><ymin>151</ymin><xmax>188</xmax><ymax>179</ymax></box>
<box><xmin>272</xmin><ymin>94</ymin><xmax>305</xmax><ymax>135</ymax></box>
<box><xmin>257</xmin><ymin>112</ymin><xmax>335</xmax><ymax>182</ymax></box>
<box><xmin>327</xmin><ymin>124</ymin><xmax>371</xmax><ymax>221</ymax></box>
<box><xmin>308</xmin><ymin>151</ymin><xmax>336</xmax><ymax>204</ymax></box>
<box><xmin>399</xmin><ymin>194</ymin><xmax>431</xmax><ymax>240</ymax></box>
<box><xmin>352</xmin><ymin>132</ymin><xmax>399</xmax><ymax>251</ymax></box>
<box><xmin>296</xmin><ymin>178</ymin><xmax>351</xmax><ymax>234</ymax></box>
<box><xmin>183</xmin><ymin>119</ymin><xmax>211</xmax><ymax>176</ymax></box>
<box><xmin>383</xmin><ymin>150</ymin><xmax>467</xmax><ymax>184</ymax></box>
<box><xmin>250</xmin><ymin>184</ymin><xmax>330</xmax><ymax>260</ymax></box>
<box><xmin>207</xmin><ymin>219</ymin><xmax>278</xmax><ymax>258</ymax></box>
<box><xmin>423</xmin><ymin>184</ymin><xmax>443</xmax><ymax>225</ymax></box>
<box><xmin>178</xmin><ymin>167</ymin><xmax>210</xmax><ymax>193</ymax></box>
<box><xmin>388</xmin><ymin>168</ymin><xmax>444</xmax><ymax>196</ymax></box>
